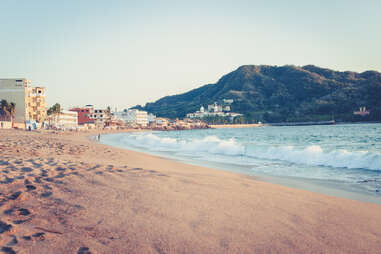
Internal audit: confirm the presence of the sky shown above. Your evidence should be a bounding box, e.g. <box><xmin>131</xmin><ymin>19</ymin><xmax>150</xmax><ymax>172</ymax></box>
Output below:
<box><xmin>1</xmin><ymin>0</ymin><xmax>380</xmax><ymax>110</ymax></box>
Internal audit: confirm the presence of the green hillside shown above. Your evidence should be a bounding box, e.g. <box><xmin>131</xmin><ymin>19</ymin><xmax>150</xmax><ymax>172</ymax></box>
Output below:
<box><xmin>136</xmin><ymin>65</ymin><xmax>381</xmax><ymax>123</ymax></box>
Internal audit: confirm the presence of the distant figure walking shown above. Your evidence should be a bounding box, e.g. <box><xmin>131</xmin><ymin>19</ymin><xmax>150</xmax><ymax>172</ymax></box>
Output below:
<box><xmin>98</xmin><ymin>133</ymin><xmax>101</xmax><ymax>141</ymax></box>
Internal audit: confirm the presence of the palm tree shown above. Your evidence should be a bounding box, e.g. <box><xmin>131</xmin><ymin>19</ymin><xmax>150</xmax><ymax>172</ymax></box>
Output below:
<box><xmin>9</xmin><ymin>102</ymin><xmax>16</xmax><ymax>127</ymax></box>
<box><xmin>0</xmin><ymin>100</ymin><xmax>10</xmax><ymax>121</ymax></box>
<box><xmin>47</xmin><ymin>103</ymin><xmax>61</xmax><ymax>115</ymax></box>
<box><xmin>1</xmin><ymin>99</ymin><xmax>9</xmax><ymax>113</ymax></box>
<box><xmin>47</xmin><ymin>103</ymin><xmax>61</xmax><ymax>128</ymax></box>
<box><xmin>0</xmin><ymin>100</ymin><xmax>16</xmax><ymax>126</ymax></box>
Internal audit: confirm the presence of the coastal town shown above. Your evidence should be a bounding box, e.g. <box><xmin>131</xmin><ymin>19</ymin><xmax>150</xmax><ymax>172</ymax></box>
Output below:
<box><xmin>0</xmin><ymin>78</ymin><xmax>212</xmax><ymax>131</ymax></box>
<box><xmin>0</xmin><ymin>78</ymin><xmax>375</xmax><ymax>131</ymax></box>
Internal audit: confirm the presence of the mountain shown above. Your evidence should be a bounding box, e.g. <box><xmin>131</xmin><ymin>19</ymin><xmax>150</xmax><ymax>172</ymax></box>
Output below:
<box><xmin>136</xmin><ymin>65</ymin><xmax>381</xmax><ymax>123</ymax></box>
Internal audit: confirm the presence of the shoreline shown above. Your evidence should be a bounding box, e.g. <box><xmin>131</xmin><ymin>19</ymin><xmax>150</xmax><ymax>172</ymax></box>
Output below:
<box><xmin>209</xmin><ymin>123</ymin><xmax>264</xmax><ymax>128</ymax></box>
<box><xmin>99</xmin><ymin>131</ymin><xmax>381</xmax><ymax>205</ymax></box>
<box><xmin>1</xmin><ymin>129</ymin><xmax>381</xmax><ymax>253</ymax></box>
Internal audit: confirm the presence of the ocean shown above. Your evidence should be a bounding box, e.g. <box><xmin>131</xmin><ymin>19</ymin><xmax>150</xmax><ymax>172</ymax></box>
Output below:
<box><xmin>101</xmin><ymin>123</ymin><xmax>381</xmax><ymax>203</ymax></box>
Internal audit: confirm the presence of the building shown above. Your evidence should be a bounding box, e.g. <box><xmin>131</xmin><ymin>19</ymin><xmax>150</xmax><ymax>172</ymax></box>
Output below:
<box><xmin>47</xmin><ymin>110</ymin><xmax>78</xmax><ymax>129</ymax></box>
<box><xmin>26</xmin><ymin>86</ymin><xmax>46</xmax><ymax>123</ymax></box>
<box><xmin>127</xmin><ymin>109</ymin><xmax>148</xmax><ymax>126</ymax></box>
<box><xmin>0</xmin><ymin>79</ymin><xmax>29</xmax><ymax>123</ymax></box>
<box><xmin>148</xmin><ymin>113</ymin><xmax>156</xmax><ymax>124</ymax></box>
<box><xmin>114</xmin><ymin>109</ymin><xmax>148</xmax><ymax>127</ymax></box>
<box><xmin>186</xmin><ymin>103</ymin><xmax>242</xmax><ymax>119</ymax></box>
<box><xmin>0</xmin><ymin>79</ymin><xmax>46</xmax><ymax>125</ymax></box>
<box><xmin>91</xmin><ymin>108</ymin><xmax>110</xmax><ymax>126</ymax></box>
<box><xmin>70</xmin><ymin>105</ymin><xmax>94</xmax><ymax>125</ymax></box>
<box><xmin>354</xmin><ymin>107</ymin><xmax>370</xmax><ymax>116</ymax></box>
<box><xmin>155</xmin><ymin>117</ymin><xmax>169</xmax><ymax>127</ymax></box>
<box><xmin>223</xmin><ymin>99</ymin><xmax>234</xmax><ymax>104</ymax></box>
<box><xmin>208</xmin><ymin>102</ymin><xmax>223</xmax><ymax>113</ymax></box>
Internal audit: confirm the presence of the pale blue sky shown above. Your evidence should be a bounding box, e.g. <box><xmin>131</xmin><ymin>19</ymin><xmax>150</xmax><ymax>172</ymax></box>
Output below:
<box><xmin>1</xmin><ymin>0</ymin><xmax>380</xmax><ymax>110</ymax></box>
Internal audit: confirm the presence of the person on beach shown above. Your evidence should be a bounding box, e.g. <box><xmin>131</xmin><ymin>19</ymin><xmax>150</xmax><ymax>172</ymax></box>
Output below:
<box><xmin>98</xmin><ymin>133</ymin><xmax>101</xmax><ymax>141</ymax></box>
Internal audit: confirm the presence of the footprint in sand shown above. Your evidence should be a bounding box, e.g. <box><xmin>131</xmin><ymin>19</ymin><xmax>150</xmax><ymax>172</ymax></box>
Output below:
<box><xmin>21</xmin><ymin>236</ymin><xmax>31</xmax><ymax>241</ymax></box>
<box><xmin>1</xmin><ymin>246</ymin><xmax>16</xmax><ymax>254</ymax></box>
<box><xmin>25</xmin><ymin>184</ymin><xmax>36</xmax><ymax>191</ymax></box>
<box><xmin>40</xmin><ymin>192</ymin><xmax>53</xmax><ymax>198</ymax></box>
<box><xmin>0</xmin><ymin>221</ymin><xmax>12</xmax><ymax>234</ymax></box>
<box><xmin>6</xmin><ymin>235</ymin><xmax>17</xmax><ymax>246</ymax></box>
<box><xmin>21</xmin><ymin>167</ymin><xmax>33</xmax><ymax>173</ymax></box>
<box><xmin>32</xmin><ymin>232</ymin><xmax>45</xmax><ymax>241</ymax></box>
<box><xmin>77</xmin><ymin>247</ymin><xmax>91</xmax><ymax>254</ymax></box>
<box><xmin>7</xmin><ymin>192</ymin><xmax>22</xmax><ymax>201</ymax></box>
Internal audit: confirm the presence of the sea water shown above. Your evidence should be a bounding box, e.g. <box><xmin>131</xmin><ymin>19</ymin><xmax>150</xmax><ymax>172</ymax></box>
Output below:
<box><xmin>101</xmin><ymin>123</ymin><xmax>381</xmax><ymax>203</ymax></box>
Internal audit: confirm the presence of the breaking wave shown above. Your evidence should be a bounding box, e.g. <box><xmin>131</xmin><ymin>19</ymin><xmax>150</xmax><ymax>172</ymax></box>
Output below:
<box><xmin>130</xmin><ymin>133</ymin><xmax>244</xmax><ymax>156</ymax></box>
<box><xmin>246</xmin><ymin>145</ymin><xmax>381</xmax><ymax>171</ymax></box>
<box><xmin>123</xmin><ymin>133</ymin><xmax>381</xmax><ymax>171</ymax></box>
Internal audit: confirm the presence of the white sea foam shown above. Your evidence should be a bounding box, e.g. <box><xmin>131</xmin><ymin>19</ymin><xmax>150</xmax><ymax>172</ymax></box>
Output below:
<box><xmin>123</xmin><ymin>133</ymin><xmax>244</xmax><ymax>156</ymax></box>
<box><xmin>123</xmin><ymin>133</ymin><xmax>381</xmax><ymax>171</ymax></box>
<box><xmin>246</xmin><ymin>145</ymin><xmax>381</xmax><ymax>171</ymax></box>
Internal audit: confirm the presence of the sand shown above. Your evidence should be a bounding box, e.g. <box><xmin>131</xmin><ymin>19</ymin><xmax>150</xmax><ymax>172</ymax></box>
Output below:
<box><xmin>0</xmin><ymin>129</ymin><xmax>380</xmax><ymax>254</ymax></box>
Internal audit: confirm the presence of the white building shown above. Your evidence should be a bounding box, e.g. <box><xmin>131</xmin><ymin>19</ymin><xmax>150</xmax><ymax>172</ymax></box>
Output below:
<box><xmin>90</xmin><ymin>109</ymin><xmax>110</xmax><ymax>126</ymax></box>
<box><xmin>187</xmin><ymin>104</ymin><xmax>242</xmax><ymax>119</ymax></box>
<box><xmin>223</xmin><ymin>99</ymin><xmax>234</xmax><ymax>104</ymax></box>
<box><xmin>48</xmin><ymin>110</ymin><xmax>78</xmax><ymax>129</ymax></box>
<box><xmin>148</xmin><ymin>113</ymin><xmax>156</xmax><ymax>123</ymax></box>
<box><xmin>207</xmin><ymin>102</ymin><xmax>223</xmax><ymax>113</ymax></box>
<box><xmin>114</xmin><ymin>109</ymin><xmax>149</xmax><ymax>127</ymax></box>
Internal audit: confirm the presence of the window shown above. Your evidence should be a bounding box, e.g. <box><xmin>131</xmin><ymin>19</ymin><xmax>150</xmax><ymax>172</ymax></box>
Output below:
<box><xmin>100</xmin><ymin>115</ymin><xmax>103</xmax><ymax>118</ymax></box>
<box><xmin>81</xmin><ymin>110</ymin><xmax>84</xmax><ymax>112</ymax></box>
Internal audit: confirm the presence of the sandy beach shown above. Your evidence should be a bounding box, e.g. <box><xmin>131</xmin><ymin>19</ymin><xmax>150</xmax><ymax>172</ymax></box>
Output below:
<box><xmin>0</xmin><ymin>129</ymin><xmax>381</xmax><ymax>254</ymax></box>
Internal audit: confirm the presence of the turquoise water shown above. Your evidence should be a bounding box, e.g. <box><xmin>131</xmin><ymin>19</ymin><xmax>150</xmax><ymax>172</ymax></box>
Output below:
<box><xmin>101</xmin><ymin>124</ymin><xmax>381</xmax><ymax>202</ymax></box>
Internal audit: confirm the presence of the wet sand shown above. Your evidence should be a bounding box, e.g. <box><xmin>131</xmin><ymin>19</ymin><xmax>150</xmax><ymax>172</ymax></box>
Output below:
<box><xmin>0</xmin><ymin>129</ymin><xmax>381</xmax><ymax>253</ymax></box>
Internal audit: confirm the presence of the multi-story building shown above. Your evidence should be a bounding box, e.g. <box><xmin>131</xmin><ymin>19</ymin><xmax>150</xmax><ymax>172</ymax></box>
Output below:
<box><xmin>186</xmin><ymin>104</ymin><xmax>242</xmax><ymax>119</ymax></box>
<box><xmin>0</xmin><ymin>79</ymin><xmax>29</xmax><ymax>123</ymax></box>
<box><xmin>91</xmin><ymin>108</ymin><xmax>110</xmax><ymax>126</ymax></box>
<box><xmin>114</xmin><ymin>109</ymin><xmax>149</xmax><ymax>127</ymax></box>
<box><xmin>128</xmin><ymin>109</ymin><xmax>148</xmax><ymax>126</ymax></box>
<box><xmin>0</xmin><ymin>79</ymin><xmax>46</xmax><ymax>125</ymax></box>
<box><xmin>48</xmin><ymin>110</ymin><xmax>78</xmax><ymax>129</ymax></box>
<box><xmin>208</xmin><ymin>102</ymin><xmax>223</xmax><ymax>113</ymax></box>
<box><xmin>70</xmin><ymin>105</ymin><xmax>94</xmax><ymax>125</ymax></box>
<box><xmin>148</xmin><ymin>113</ymin><xmax>156</xmax><ymax>124</ymax></box>
<box><xmin>26</xmin><ymin>86</ymin><xmax>46</xmax><ymax>123</ymax></box>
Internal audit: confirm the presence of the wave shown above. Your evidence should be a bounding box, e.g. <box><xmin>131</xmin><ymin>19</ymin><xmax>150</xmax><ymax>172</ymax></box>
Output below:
<box><xmin>124</xmin><ymin>133</ymin><xmax>244</xmax><ymax>156</ymax></box>
<box><xmin>246</xmin><ymin>145</ymin><xmax>381</xmax><ymax>171</ymax></box>
<box><xmin>122</xmin><ymin>133</ymin><xmax>381</xmax><ymax>171</ymax></box>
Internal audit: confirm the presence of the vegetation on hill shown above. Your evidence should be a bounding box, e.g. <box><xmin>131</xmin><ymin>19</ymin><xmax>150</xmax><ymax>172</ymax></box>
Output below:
<box><xmin>135</xmin><ymin>65</ymin><xmax>381</xmax><ymax>123</ymax></box>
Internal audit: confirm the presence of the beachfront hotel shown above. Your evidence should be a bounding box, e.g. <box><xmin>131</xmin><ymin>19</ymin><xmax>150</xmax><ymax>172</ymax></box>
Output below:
<box><xmin>0</xmin><ymin>79</ymin><xmax>47</xmax><ymax>127</ymax></box>
<box><xmin>47</xmin><ymin>110</ymin><xmax>78</xmax><ymax>129</ymax></box>
<box><xmin>114</xmin><ymin>109</ymin><xmax>149</xmax><ymax>127</ymax></box>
